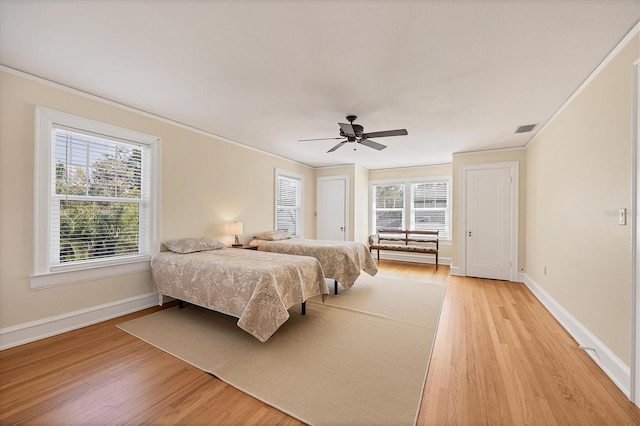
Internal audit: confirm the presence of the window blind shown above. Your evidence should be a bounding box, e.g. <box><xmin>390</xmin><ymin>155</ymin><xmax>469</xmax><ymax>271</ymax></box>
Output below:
<box><xmin>373</xmin><ymin>184</ymin><xmax>404</xmax><ymax>230</ymax></box>
<box><xmin>411</xmin><ymin>182</ymin><xmax>449</xmax><ymax>238</ymax></box>
<box><xmin>50</xmin><ymin>125</ymin><xmax>150</xmax><ymax>267</ymax></box>
<box><xmin>276</xmin><ymin>175</ymin><xmax>299</xmax><ymax>235</ymax></box>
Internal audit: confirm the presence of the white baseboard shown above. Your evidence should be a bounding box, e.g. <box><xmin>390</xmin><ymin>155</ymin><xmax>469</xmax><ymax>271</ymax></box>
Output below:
<box><xmin>521</xmin><ymin>274</ymin><xmax>630</xmax><ymax>397</ymax></box>
<box><xmin>376</xmin><ymin>251</ymin><xmax>451</xmax><ymax>266</ymax></box>
<box><xmin>0</xmin><ymin>292</ymin><xmax>158</xmax><ymax>350</ymax></box>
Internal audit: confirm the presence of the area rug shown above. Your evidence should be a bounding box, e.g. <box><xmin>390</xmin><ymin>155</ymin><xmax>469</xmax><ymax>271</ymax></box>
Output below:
<box><xmin>117</xmin><ymin>275</ymin><xmax>446</xmax><ymax>425</ymax></box>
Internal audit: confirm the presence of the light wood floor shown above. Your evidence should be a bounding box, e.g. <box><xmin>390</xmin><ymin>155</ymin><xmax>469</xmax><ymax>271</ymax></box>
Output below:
<box><xmin>2</xmin><ymin>260</ymin><xmax>640</xmax><ymax>425</ymax></box>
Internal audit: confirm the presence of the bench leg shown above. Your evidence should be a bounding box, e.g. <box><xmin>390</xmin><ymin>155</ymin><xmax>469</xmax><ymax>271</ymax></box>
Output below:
<box><xmin>301</xmin><ymin>301</ymin><xmax>306</xmax><ymax>315</ymax></box>
<box><xmin>377</xmin><ymin>249</ymin><xmax>380</xmax><ymax>261</ymax></box>
<box><xmin>436</xmin><ymin>252</ymin><xmax>439</xmax><ymax>270</ymax></box>
<box><xmin>334</xmin><ymin>280</ymin><xmax>338</xmax><ymax>295</ymax></box>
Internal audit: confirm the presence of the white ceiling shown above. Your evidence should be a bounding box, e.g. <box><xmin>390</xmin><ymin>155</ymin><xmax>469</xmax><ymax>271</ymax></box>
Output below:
<box><xmin>1</xmin><ymin>0</ymin><xmax>639</xmax><ymax>170</ymax></box>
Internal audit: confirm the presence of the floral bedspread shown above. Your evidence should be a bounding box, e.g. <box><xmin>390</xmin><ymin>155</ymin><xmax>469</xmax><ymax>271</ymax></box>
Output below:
<box><xmin>249</xmin><ymin>239</ymin><xmax>378</xmax><ymax>289</ymax></box>
<box><xmin>151</xmin><ymin>248</ymin><xmax>329</xmax><ymax>342</ymax></box>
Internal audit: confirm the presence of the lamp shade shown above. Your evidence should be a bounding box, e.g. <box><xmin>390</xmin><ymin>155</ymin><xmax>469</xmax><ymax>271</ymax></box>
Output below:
<box><xmin>229</xmin><ymin>221</ymin><xmax>244</xmax><ymax>235</ymax></box>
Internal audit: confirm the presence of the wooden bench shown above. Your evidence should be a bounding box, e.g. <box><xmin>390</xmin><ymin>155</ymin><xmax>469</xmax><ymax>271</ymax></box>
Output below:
<box><xmin>368</xmin><ymin>229</ymin><xmax>439</xmax><ymax>269</ymax></box>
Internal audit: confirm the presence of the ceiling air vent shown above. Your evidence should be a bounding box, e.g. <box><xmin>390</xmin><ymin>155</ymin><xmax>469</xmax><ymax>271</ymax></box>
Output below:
<box><xmin>515</xmin><ymin>124</ymin><xmax>536</xmax><ymax>134</ymax></box>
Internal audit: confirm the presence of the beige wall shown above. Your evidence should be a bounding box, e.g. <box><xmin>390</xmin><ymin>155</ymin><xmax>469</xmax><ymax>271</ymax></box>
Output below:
<box><xmin>525</xmin><ymin>35</ymin><xmax>639</xmax><ymax>365</ymax></box>
<box><xmin>353</xmin><ymin>165</ymin><xmax>370</xmax><ymax>244</ymax></box>
<box><xmin>369</xmin><ymin>164</ymin><xmax>452</xmax><ymax>181</ymax></box>
<box><xmin>451</xmin><ymin>149</ymin><xmax>527</xmax><ymax>272</ymax></box>
<box><xmin>369</xmin><ymin>164</ymin><xmax>453</xmax><ymax>261</ymax></box>
<box><xmin>0</xmin><ymin>70</ymin><xmax>315</xmax><ymax>329</ymax></box>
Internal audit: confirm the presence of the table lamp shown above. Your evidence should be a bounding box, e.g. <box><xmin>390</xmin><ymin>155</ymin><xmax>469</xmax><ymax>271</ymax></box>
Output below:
<box><xmin>229</xmin><ymin>221</ymin><xmax>243</xmax><ymax>246</ymax></box>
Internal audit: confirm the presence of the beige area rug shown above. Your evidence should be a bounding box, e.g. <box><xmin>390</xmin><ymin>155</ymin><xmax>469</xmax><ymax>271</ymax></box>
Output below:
<box><xmin>117</xmin><ymin>275</ymin><xmax>446</xmax><ymax>426</ymax></box>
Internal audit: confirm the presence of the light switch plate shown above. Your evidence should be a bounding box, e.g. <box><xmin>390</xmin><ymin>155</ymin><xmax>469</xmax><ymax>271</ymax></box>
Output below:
<box><xmin>619</xmin><ymin>208</ymin><xmax>627</xmax><ymax>225</ymax></box>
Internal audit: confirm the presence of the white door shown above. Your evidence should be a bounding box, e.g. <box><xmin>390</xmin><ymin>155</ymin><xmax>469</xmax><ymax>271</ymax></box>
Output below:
<box><xmin>317</xmin><ymin>177</ymin><xmax>348</xmax><ymax>241</ymax></box>
<box><xmin>465</xmin><ymin>167</ymin><xmax>513</xmax><ymax>280</ymax></box>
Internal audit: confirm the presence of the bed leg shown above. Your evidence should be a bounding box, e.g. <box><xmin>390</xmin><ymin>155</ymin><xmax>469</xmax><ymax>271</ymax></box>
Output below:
<box><xmin>334</xmin><ymin>280</ymin><xmax>338</xmax><ymax>295</ymax></box>
<box><xmin>178</xmin><ymin>300</ymin><xmax>185</xmax><ymax>309</ymax></box>
<box><xmin>301</xmin><ymin>301</ymin><xmax>306</xmax><ymax>315</ymax></box>
<box><xmin>158</xmin><ymin>293</ymin><xmax>163</xmax><ymax>306</ymax></box>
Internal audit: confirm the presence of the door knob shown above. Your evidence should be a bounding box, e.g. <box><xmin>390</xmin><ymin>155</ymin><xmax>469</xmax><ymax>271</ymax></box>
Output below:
<box><xmin>468</xmin><ymin>231</ymin><xmax>472</xmax><ymax>237</ymax></box>
<box><xmin>340</xmin><ymin>227</ymin><xmax>344</xmax><ymax>231</ymax></box>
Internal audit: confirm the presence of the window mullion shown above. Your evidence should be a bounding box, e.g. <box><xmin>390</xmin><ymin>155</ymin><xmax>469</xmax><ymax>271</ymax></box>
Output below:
<box><xmin>406</xmin><ymin>182</ymin><xmax>411</xmax><ymax>230</ymax></box>
<box><xmin>52</xmin><ymin>194</ymin><xmax>141</xmax><ymax>203</ymax></box>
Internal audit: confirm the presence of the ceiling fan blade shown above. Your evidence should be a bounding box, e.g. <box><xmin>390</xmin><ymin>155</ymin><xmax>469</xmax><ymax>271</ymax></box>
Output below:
<box><xmin>339</xmin><ymin>122</ymin><xmax>356</xmax><ymax>137</ymax></box>
<box><xmin>327</xmin><ymin>140</ymin><xmax>347</xmax><ymax>153</ymax></box>
<box><xmin>298</xmin><ymin>137</ymin><xmax>344</xmax><ymax>142</ymax></box>
<box><xmin>362</xmin><ymin>129</ymin><xmax>408</xmax><ymax>139</ymax></box>
<box><xmin>358</xmin><ymin>139</ymin><xmax>387</xmax><ymax>151</ymax></box>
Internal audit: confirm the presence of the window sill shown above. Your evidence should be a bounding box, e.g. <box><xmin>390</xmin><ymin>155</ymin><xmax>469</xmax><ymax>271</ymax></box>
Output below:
<box><xmin>30</xmin><ymin>257</ymin><xmax>151</xmax><ymax>290</ymax></box>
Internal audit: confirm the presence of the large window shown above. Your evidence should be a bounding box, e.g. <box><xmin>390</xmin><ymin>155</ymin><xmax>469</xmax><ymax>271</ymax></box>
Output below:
<box><xmin>371</xmin><ymin>177</ymin><xmax>451</xmax><ymax>240</ymax></box>
<box><xmin>275</xmin><ymin>169</ymin><xmax>304</xmax><ymax>236</ymax></box>
<box><xmin>33</xmin><ymin>107</ymin><xmax>159</xmax><ymax>289</ymax></box>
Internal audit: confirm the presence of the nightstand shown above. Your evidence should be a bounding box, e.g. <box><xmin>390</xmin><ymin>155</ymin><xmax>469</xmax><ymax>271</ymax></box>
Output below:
<box><xmin>228</xmin><ymin>244</ymin><xmax>259</xmax><ymax>250</ymax></box>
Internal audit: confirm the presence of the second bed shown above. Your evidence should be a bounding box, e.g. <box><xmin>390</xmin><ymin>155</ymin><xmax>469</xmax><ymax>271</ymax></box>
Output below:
<box><xmin>249</xmin><ymin>237</ymin><xmax>378</xmax><ymax>293</ymax></box>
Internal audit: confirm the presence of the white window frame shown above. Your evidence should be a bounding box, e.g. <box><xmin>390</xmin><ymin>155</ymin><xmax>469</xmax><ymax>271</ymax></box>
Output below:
<box><xmin>410</xmin><ymin>180</ymin><xmax>451</xmax><ymax>237</ymax></box>
<box><xmin>370</xmin><ymin>176</ymin><xmax>452</xmax><ymax>241</ymax></box>
<box><xmin>275</xmin><ymin>168</ymin><xmax>304</xmax><ymax>237</ymax></box>
<box><xmin>32</xmin><ymin>107</ymin><xmax>160</xmax><ymax>289</ymax></box>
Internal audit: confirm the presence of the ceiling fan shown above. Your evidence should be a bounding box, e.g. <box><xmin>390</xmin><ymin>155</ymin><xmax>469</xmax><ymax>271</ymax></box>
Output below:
<box><xmin>299</xmin><ymin>115</ymin><xmax>408</xmax><ymax>153</ymax></box>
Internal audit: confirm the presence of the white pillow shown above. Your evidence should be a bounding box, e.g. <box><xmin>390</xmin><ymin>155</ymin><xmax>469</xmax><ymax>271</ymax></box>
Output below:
<box><xmin>163</xmin><ymin>237</ymin><xmax>226</xmax><ymax>253</ymax></box>
<box><xmin>253</xmin><ymin>230</ymin><xmax>293</xmax><ymax>241</ymax></box>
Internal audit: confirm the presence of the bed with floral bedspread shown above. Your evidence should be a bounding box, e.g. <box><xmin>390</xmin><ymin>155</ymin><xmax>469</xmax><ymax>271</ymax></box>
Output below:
<box><xmin>249</xmin><ymin>237</ymin><xmax>378</xmax><ymax>293</ymax></box>
<box><xmin>151</xmin><ymin>247</ymin><xmax>329</xmax><ymax>342</ymax></box>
